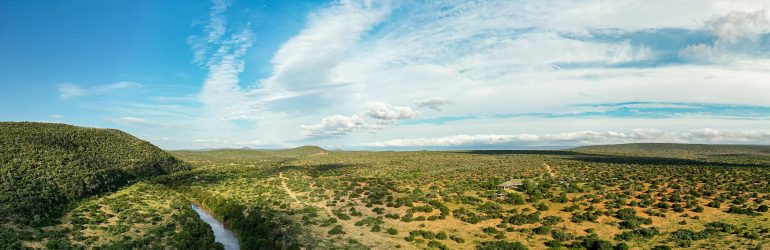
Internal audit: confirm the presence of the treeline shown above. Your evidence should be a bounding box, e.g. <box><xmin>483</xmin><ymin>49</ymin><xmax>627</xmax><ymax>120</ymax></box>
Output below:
<box><xmin>0</xmin><ymin>122</ymin><xmax>190</xmax><ymax>226</ymax></box>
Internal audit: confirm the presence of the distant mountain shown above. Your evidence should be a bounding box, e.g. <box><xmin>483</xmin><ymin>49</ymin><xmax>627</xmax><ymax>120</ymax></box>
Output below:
<box><xmin>0</xmin><ymin>122</ymin><xmax>190</xmax><ymax>226</ymax></box>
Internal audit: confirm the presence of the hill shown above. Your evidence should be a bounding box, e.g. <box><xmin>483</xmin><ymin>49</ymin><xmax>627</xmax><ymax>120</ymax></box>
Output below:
<box><xmin>0</xmin><ymin>122</ymin><xmax>190</xmax><ymax>225</ymax></box>
<box><xmin>171</xmin><ymin>145</ymin><xmax>327</xmax><ymax>163</ymax></box>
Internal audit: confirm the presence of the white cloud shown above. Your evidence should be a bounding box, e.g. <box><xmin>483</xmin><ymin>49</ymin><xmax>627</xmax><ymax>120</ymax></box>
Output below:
<box><xmin>198</xmin><ymin>29</ymin><xmax>257</xmax><ymax>121</ymax></box>
<box><xmin>49</xmin><ymin>114</ymin><xmax>64</xmax><ymax>119</ymax></box>
<box><xmin>709</xmin><ymin>10</ymin><xmax>770</xmax><ymax>44</ymax></box>
<box><xmin>93</xmin><ymin>81</ymin><xmax>142</xmax><ymax>92</ymax></box>
<box><xmin>415</xmin><ymin>97</ymin><xmax>452</xmax><ymax>111</ymax></box>
<box><xmin>365</xmin><ymin>102</ymin><xmax>419</xmax><ymax>120</ymax></box>
<box><xmin>58</xmin><ymin>83</ymin><xmax>84</xmax><ymax>99</ymax></box>
<box><xmin>681</xmin><ymin>9</ymin><xmax>770</xmax><ymax>61</ymax></box>
<box><xmin>58</xmin><ymin>82</ymin><xmax>141</xmax><ymax>99</ymax></box>
<box><xmin>364</xmin><ymin>128</ymin><xmax>770</xmax><ymax>148</ymax></box>
<box><xmin>161</xmin><ymin>0</ymin><xmax>770</xmax><ymax>149</ymax></box>
<box><xmin>300</xmin><ymin>114</ymin><xmax>377</xmax><ymax>138</ymax></box>
<box><xmin>301</xmin><ymin>101</ymin><xmax>420</xmax><ymax>138</ymax></box>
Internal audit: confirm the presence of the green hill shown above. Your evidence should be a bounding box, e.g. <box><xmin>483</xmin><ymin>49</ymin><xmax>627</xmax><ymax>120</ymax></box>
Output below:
<box><xmin>171</xmin><ymin>145</ymin><xmax>328</xmax><ymax>163</ymax></box>
<box><xmin>0</xmin><ymin>122</ymin><xmax>190</xmax><ymax>225</ymax></box>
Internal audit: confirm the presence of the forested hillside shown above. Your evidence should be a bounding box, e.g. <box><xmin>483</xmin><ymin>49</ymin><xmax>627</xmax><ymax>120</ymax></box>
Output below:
<box><xmin>0</xmin><ymin>122</ymin><xmax>190</xmax><ymax>226</ymax></box>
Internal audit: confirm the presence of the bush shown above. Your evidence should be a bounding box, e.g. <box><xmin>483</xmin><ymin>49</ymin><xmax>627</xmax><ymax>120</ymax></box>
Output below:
<box><xmin>692</xmin><ymin>206</ymin><xmax>704</xmax><ymax>213</ymax></box>
<box><xmin>328</xmin><ymin>225</ymin><xmax>345</xmax><ymax>235</ymax></box>
<box><xmin>533</xmin><ymin>225</ymin><xmax>551</xmax><ymax>235</ymax></box>
<box><xmin>727</xmin><ymin>205</ymin><xmax>759</xmax><ymax>216</ymax></box>
<box><xmin>476</xmin><ymin>240</ymin><xmax>528</xmax><ymax>250</ymax></box>
<box><xmin>428</xmin><ymin>240</ymin><xmax>448</xmax><ymax>249</ymax></box>
<box><xmin>506</xmin><ymin>212</ymin><xmax>540</xmax><ymax>225</ymax></box>
<box><xmin>614</xmin><ymin>227</ymin><xmax>660</xmax><ymax>241</ymax></box>
<box><xmin>450</xmin><ymin>235</ymin><xmax>465</xmax><ymax>243</ymax></box>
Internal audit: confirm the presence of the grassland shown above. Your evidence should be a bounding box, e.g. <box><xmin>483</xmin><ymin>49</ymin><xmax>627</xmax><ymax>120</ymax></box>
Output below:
<box><xmin>158</xmin><ymin>144</ymin><xmax>770</xmax><ymax>249</ymax></box>
<box><xmin>4</xmin><ymin>182</ymin><xmax>222</xmax><ymax>249</ymax></box>
<box><xmin>3</xmin><ymin>141</ymin><xmax>769</xmax><ymax>249</ymax></box>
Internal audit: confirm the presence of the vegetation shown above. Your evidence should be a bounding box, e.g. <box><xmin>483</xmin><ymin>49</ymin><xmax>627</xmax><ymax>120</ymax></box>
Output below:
<box><xmin>0</xmin><ymin>122</ymin><xmax>189</xmax><ymax>226</ymax></box>
<box><xmin>1</xmin><ymin>122</ymin><xmax>769</xmax><ymax>249</ymax></box>
<box><xmin>157</xmin><ymin>143</ymin><xmax>770</xmax><ymax>249</ymax></box>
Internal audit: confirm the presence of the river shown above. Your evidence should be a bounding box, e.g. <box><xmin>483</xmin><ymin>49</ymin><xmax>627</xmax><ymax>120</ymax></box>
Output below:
<box><xmin>191</xmin><ymin>203</ymin><xmax>241</xmax><ymax>250</ymax></box>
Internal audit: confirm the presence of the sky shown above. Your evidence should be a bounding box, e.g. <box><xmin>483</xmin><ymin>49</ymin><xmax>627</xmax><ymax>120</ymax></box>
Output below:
<box><xmin>2</xmin><ymin>0</ymin><xmax>770</xmax><ymax>150</ymax></box>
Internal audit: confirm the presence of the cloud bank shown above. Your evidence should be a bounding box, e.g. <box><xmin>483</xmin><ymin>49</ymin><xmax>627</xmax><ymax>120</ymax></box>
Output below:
<box><xmin>364</xmin><ymin>129</ymin><xmax>770</xmax><ymax>148</ymax></box>
<box><xmin>87</xmin><ymin>0</ymin><xmax>770</xmax><ymax>150</ymax></box>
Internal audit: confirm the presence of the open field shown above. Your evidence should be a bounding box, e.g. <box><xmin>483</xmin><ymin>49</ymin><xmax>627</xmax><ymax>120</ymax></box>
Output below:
<box><xmin>3</xmin><ymin>143</ymin><xmax>770</xmax><ymax>249</ymax></box>
<box><xmin>160</xmin><ymin>144</ymin><xmax>770</xmax><ymax>249</ymax></box>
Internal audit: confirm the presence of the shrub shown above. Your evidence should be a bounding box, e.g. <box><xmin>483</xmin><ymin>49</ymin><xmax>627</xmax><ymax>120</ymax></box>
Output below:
<box><xmin>533</xmin><ymin>226</ymin><xmax>551</xmax><ymax>235</ymax></box>
<box><xmin>476</xmin><ymin>240</ymin><xmax>528</xmax><ymax>250</ymax></box>
<box><xmin>727</xmin><ymin>205</ymin><xmax>759</xmax><ymax>216</ymax></box>
<box><xmin>614</xmin><ymin>227</ymin><xmax>660</xmax><ymax>241</ymax></box>
<box><xmin>328</xmin><ymin>225</ymin><xmax>345</xmax><ymax>235</ymax></box>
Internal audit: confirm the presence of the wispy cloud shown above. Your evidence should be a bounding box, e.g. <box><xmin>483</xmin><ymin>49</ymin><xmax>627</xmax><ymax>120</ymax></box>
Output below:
<box><xmin>58</xmin><ymin>81</ymin><xmax>142</xmax><ymax>99</ymax></box>
<box><xmin>404</xmin><ymin>102</ymin><xmax>770</xmax><ymax>126</ymax></box>
<box><xmin>188</xmin><ymin>0</ymin><xmax>231</xmax><ymax>66</ymax></box>
<box><xmin>165</xmin><ymin>1</ymin><xmax>770</xmax><ymax>149</ymax></box>
<box><xmin>93</xmin><ymin>81</ymin><xmax>142</xmax><ymax>92</ymax></box>
<box><xmin>261</xmin><ymin>1</ymin><xmax>392</xmax><ymax>92</ymax></box>
<box><xmin>58</xmin><ymin>83</ymin><xmax>85</xmax><ymax>99</ymax></box>
<box><xmin>364</xmin><ymin>128</ymin><xmax>770</xmax><ymax>148</ymax></box>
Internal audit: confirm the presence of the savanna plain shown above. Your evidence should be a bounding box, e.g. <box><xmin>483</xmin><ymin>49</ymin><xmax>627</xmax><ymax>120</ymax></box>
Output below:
<box><xmin>1</xmin><ymin>122</ymin><xmax>769</xmax><ymax>250</ymax></box>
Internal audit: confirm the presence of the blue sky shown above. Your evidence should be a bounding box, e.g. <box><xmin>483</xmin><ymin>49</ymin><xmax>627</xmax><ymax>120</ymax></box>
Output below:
<box><xmin>1</xmin><ymin>0</ymin><xmax>770</xmax><ymax>150</ymax></box>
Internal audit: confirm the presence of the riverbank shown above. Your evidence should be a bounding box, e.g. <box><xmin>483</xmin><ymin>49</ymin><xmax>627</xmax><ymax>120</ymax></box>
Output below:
<box><xmin>191</xmin><ymin>203</ymin><xmax>241</xmax><ymax>250</ymax></box>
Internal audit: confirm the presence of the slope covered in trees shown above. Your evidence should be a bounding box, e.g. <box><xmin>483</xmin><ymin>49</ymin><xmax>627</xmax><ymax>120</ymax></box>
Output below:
<box><xmin>0</xmin><ymin>122</ymin><xmax>190</xmax><ymax>226</ymax></box>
